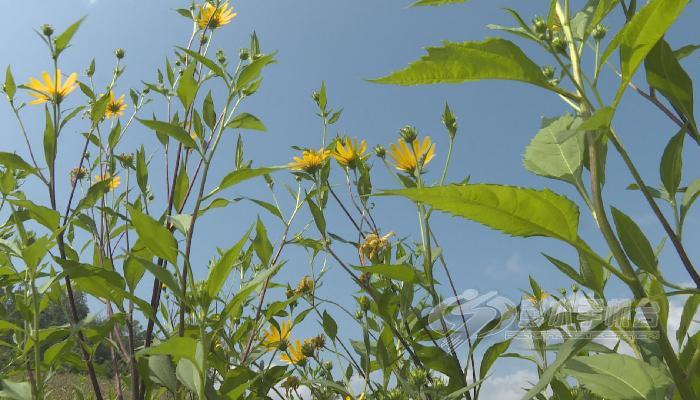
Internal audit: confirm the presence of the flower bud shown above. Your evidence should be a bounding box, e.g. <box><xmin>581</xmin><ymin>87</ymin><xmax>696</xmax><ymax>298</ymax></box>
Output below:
<box><xmin>541</xmin><ymin>65</ymin><xmax>555</xmax><ymax>80</ymax></box>
<box><xmin>442</xmin><ymin>103</ymin><xmax>457</xmax><ymax>139</ymax></box>
<box><xmin>301</xmin><ymin>341</ymin><xmax>316</xmax><ymax>358</ymax></box>
<box><xmin>312</xmin><ymin>91</ymin><xmax>321</xmax><ymax>102</ymax></box>
<box><xmin>533</xmin><ymin>17</ymin><xmax>547</xmax><ymax>35</ymax></box>
<box><xmin>550</xmin><ymin>36</ymin><xmax>567</xmax><ymax>54</ymax></box>
<box><xmin>374</xmin><ymin>145</ymin><xmax>386</xmax><ymax>159</ymax></box>
<box><xmin>216</xmin><ymin>49</ymin><xmax>226</xmax><ymax>64</ymax></box>
<box><xmin>399</xmin><ymin>125</ymin><xmax>418</xmax><ymax>143</ymax></box>
<box><xmin>591</xmin><ymin>24</ymin><xmax>607</xmax><ymax>41</ymax></box>
<box><xmin>115</xmin><ymin>48</ymin><xmax>126</xmax><ymax>59</ymax></box>
<box><xmin>355</xmin><ymin>309</ymin><xmax>364</xmax><ymax>320</ymax></box>
<box><xmin>323</xmin><ymin>361</ymin><xmax>333</xmax><ymax>371</ymax></box>
<box><xmin>199</xmin><ymin>33</ymin><xmax>209</xmax><ymax>45</ymax></box>
<box><xmin>571</xmin><ymin>284</ymin><xmax>579</xmax><ymax>293</ymax></box>
<box><xmin>358</xmin><ymin>296</ymin><xmax>371</xmax><ymax>312</ymax></box>
<box><xmin>239</xmin><ymin>48</ymin><xmax>250</xmax><ymax>61</ymax></box>
<box><xmin>41</xmin><ymin>24</ymin><xmax>54</xmax><ymax>37</ymax></box>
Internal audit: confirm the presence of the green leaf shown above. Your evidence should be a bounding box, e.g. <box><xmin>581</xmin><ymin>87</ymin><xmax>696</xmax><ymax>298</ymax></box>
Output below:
<box><xmin>236</xmin><ymin>53</ymin><xmax>276</xmax><ymax>89</ymax></box>
<box><xmin>176</xmin><ymin>359</ymin><xmax>201</xmax><ymax>394</ymax></box>
<box><xmin>227</xmin><ymin>113</ymin><xmax>267</xmax><ymax>131</ymax></box>
<box><xmin>43</xmin><ymin>106</ymin><xmax>55</xmax><ymax>175</ymax></box>
<box><xmin>134</xmin><ymin>257</ymin><xmax>181</xmax><ymax>297</ymax></box>
<box><xmin>677</xmin><ymin>294</ymin><xmax>700</xmax><ymax>346</ymax></box>
<box><xmin>372</xmin><ymin>39</ymin><xmax>556</xmax><ymax>92</ymax></box>
<box><xmin>206</xmin><ymin>226</ymin><xmax>252</xmax><ymax>299</ymax></box>
<box><xmin>322</xmin><ymin>310</ymin><xmax>338</xmax><ymax>340</ymax></box>
<box><xmin>202</xmin><ymin>91</ymin><xmax>216</xmax><ymax>129</ymax></box>
<box><xmin>384</xmin><ymin>184</ymin><xmax>580</xmax><ymax>243</ymax></box>
<box><xmin>681</xmin><ymin>178</ymin><xmax>700</xmax><ymax>223</ymax></box>
<box><xmin>659</xmin><ymin>132</ymin><xmax>684</xmax><ymax>197</ymax></box>
<box><xmin>524</xmin><ymin>114</ymin><xmax>584</xmax><ymax>184</ymax></box>
<box><xmin>360</xmin><ymin>264</ymin><xmax>417</xmax><ymax>282</ymax></box>
<box><xmin>0</xmin><ymin>152</ymin><xmax>38</xmax><ymax>176</ymax></box>
<box><xmin>54</xmin><ymin>16</ymin><xmax>86</xmax><ymax>56</ymax></box>
<box><xmin>480</xmin><ymin>339</ymin><xmax>512</xmax><ymax>380</ymax></box>
<box><xmin>610</xmin><ymin>207</ymin><xmax>657</xmax><ymax>275</ymax></box>
<box><xmin>410</xmin><ymin>0</ymin><xmax>466</xmax><ymax>6</ymax></box>
<box><xmin>177</xmin><ymin>63</ymin><xmax>197</xmax><ymax>109</ymax></box>
<box><xmin>645</xmin><ymin>39</ymin><xmax>695</xmax><ymax>136</ymax></box>
<box><xmin>136</xmin><ymin>145</ymin><xmax>148</xmax><ymax>193</ymax></box>
<box><xmin>543</xmin><ymin>254</ymin><xmax>586</xmax><ymax>286</ymax></box>
<box><xmin>148</xmin><ymin>355</ymin><xmax>178</xmax><ymax>394</ymax></box>
<box><xmin>0</xmin><ymin>379</ymin><xmax>32</xmax><ymax>400</ymax></box>
<box><xmin>91</xmin><ymin>92</ymin><xmax>110</xmax><ymax>124</ymax></box>
<box><xmin>142</xmin><ymin>337</ymin><xmax>199</xmax><ymax>370</ymax></box>
<box><xmin>521</xmin><ymin>324</ymin><xmax>610</xmax><ymax>399</ymax></box>
<box><xmin>601</xmin><ymin>0</ymin><xmax>689</xmax><ymax>105</ymax></box>
<box><xmin>173</xmin><ymin>162</ymin><xmax>189</xmax><ymax>211</ymax></box>
<box><xmin>673</xmin><ymin>44</ymin><xmax>700</xmax><ymax>60</ymax></box>
<box><xmin>205</xmin><ymin>166</ymin><xmax>283</xmax><ymax>199</ymax></box>
<box><xmin>127</xmin><ymin>206</ymin><xmax>178</xmax><ymax>265</ymax></box>
<box><xmin>4</xmin><ymin>66</ymin><xmax>16</xmax><ymax>99</ymax></box>
<box><xmin>137</xmin><ymin>118</ymin><xmax>198</xmax><ymax>150</ymax></box>
<box><xmin>167</xmin><ymin>214</ymin><xmax>192</xmax><ymax>236</ymax></box>
<box><xmin>307</xmin><ymin>197</ymin><xmax>326</xmax><ymax>237</ymax></box>
<box><xmin>561</xmin><ymin>354</ymin><xmax>672</xmax><ymax>400</ymax></box>
<box><xmin>10</xmin><ymin>199</ymin><xmax>60</xmax><ymax>231</ymax></box>
<box><xmin>252</xmin><ymin>217</ymin><xmax>272</xmax><ymax>266</ymax></box>
<box><xmin>74</xmin><ymin>180</ymin><xmax>111</xmax><ymax>213</ymax></box>
<box><xmin>177</xmin><ymin>47</ymin><xmax>226</xmax><ymax>78</ymax></box>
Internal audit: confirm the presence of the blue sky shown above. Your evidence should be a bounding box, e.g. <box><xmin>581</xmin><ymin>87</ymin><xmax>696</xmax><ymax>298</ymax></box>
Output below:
<box><xmin>2</xmin><ymin>0</ymin><xmax>699</xmax><ymax>395</ymax></box>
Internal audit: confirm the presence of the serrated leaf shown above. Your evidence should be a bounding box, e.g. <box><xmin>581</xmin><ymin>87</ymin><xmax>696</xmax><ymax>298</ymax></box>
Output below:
<box><xmin>373</xmin><ymin>39</ymin><xmax>556</xmax><ymax>93</ymax></box>
<box><xmin>127</xmin><ymin>205</ymin><xmax>178</xmax><ymax>265</ymax></box>
<box><xmin>54</xmin><ymin>16</ymin><xmax>86</xmax><ymax>56</ymax></box>
<box><xmin>206</xmin><ymin>226</ymin><xmax>252</xmax><ymax>298</ymax></box>
<box><xmin>4</xmin><ymin>66</ymin><xmax>16</xmax><ymax>99</ymax></box>
<box><xmin>322</xmin><ymin>310</ymin><xmax>337</xmax><ymax>340</ymax></box>
<box><xmin>0</xmin><ymin>152</ymin><xmax>38</xmax><ymax>176</ymax></box>
<box><xmin>601</xmin><ymin>0</ymin><xmax>689</xmax><ymax>106</ymax></box>
<box><xmin>137</xmin><ymin>118</ymin><xmax>198</xmax><ymax>150</ymax></box>
<box><xmin>660</xmin><ymin>132</ymin><xmax>684</xmax><ymax>197</ymax></box>
<box><xmin>227</xmin><ymin>113</ymin><xmax>266</xmax><ymax>131</ymax></box>
<box><xmin>384</xmin><ymin>184</ymin><xmax>580</xmax><ymax>243</ymax></box>
<box><xmin>645</xmin><ymin>39</ymin><xmax>695</xmax><ymax>137</ymax></box>
<box><xmin>610</xmin><ymin>207</ymin><xmax>658</xmax><ymax>275</ymax></box>
<box><xmin>360</xmin><ymin>264</ymin><xmax>417</xmax><ymax>282</ymax></box>
<box><xmin>561</xmin><ymin>354</ymin><xmax>672</xmax><ymax>400</ymax></box>
<box><xmin>524</xmin><ymin>114</ymin><xmax>584</xmax><ymax>184</ymax></box>
<box><xmin>205</xmin><ymin>166</ymin><xmax>282</xmax><ymax>199</ymax></box>
<box><xmin>177</xmin><ymin>63</ymin><xmax>197</xmax><ymax>109</ymax></box>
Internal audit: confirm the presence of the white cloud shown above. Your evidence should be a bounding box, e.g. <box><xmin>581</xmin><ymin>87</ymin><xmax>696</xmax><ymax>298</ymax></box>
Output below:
<box><xmin>483</xmin><ymin>253</ymin><xmax>526</xmax><ymax>277</ymax></box>
<box><xmin>478</xmin><ymin>369</ymin><xmax>539</xmax><ymax>400</ymax></box>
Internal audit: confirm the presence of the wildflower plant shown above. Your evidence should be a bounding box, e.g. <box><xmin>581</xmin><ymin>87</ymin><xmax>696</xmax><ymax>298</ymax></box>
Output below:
<box><xmin>0</xmin><ymin>1</ymin><xmax>697</xmax><ymax>400</ymax></box>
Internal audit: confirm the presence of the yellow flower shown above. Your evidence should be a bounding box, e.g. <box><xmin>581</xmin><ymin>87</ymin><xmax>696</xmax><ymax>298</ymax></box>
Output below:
<box><xmin>288</xmin><ymin>148</ymin><xmax>331</xmax><ymax>173</ymax></box>
<box><xmin>295</xmin><ymin>276</ymin><xmax>314</xmax><ymax>295</ymax></box>
<box><xmin>196</xmin><ymin>1</ymin><xmax>237</xmax><ymax>30</ymax></box>
<box><xmin>332</xmin><ymin>137</ymin><xmax>367</xmax><ymax>168</ymax></box>
<box><xmin>280</xmin><ymin>339</ymin><xmax>307</xmax><ymax>365</ymax></box>
<box><xmin>25</xmin><ymin>70</ymin><xmax>78</xmax><ymax>105</ymax></box>
<box><xmin>388</xmin><ymin>136</ymin><xmax>435</xmax><ymax>174</ymax></box>
<box><xmin>95</xmin><ymin>173</ymin><xmax>121</xmax><ymax>191</ymax></box>
<box><xmin>524</xmin><ymin>292</ymin><xmax>550</xmax><ymax>305</ymax></box>
<box><xmin>346</xmin><ymin>394</ymin><xmax>366</xmax><ymax>400</ymax></box>
<box><xmin>261</xmin><ymin>320</ymin><xmax>292</xmax><ymax>350</ymax></box>
<box><xmin>105</xmin><ymin>91</ymin><xmax>127</xmax><ymax>119</ymax></box>
<box><xmin>358</xmin><ymin>232</ymin><xmax>394</xmax><ymax>266</ymax></box>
